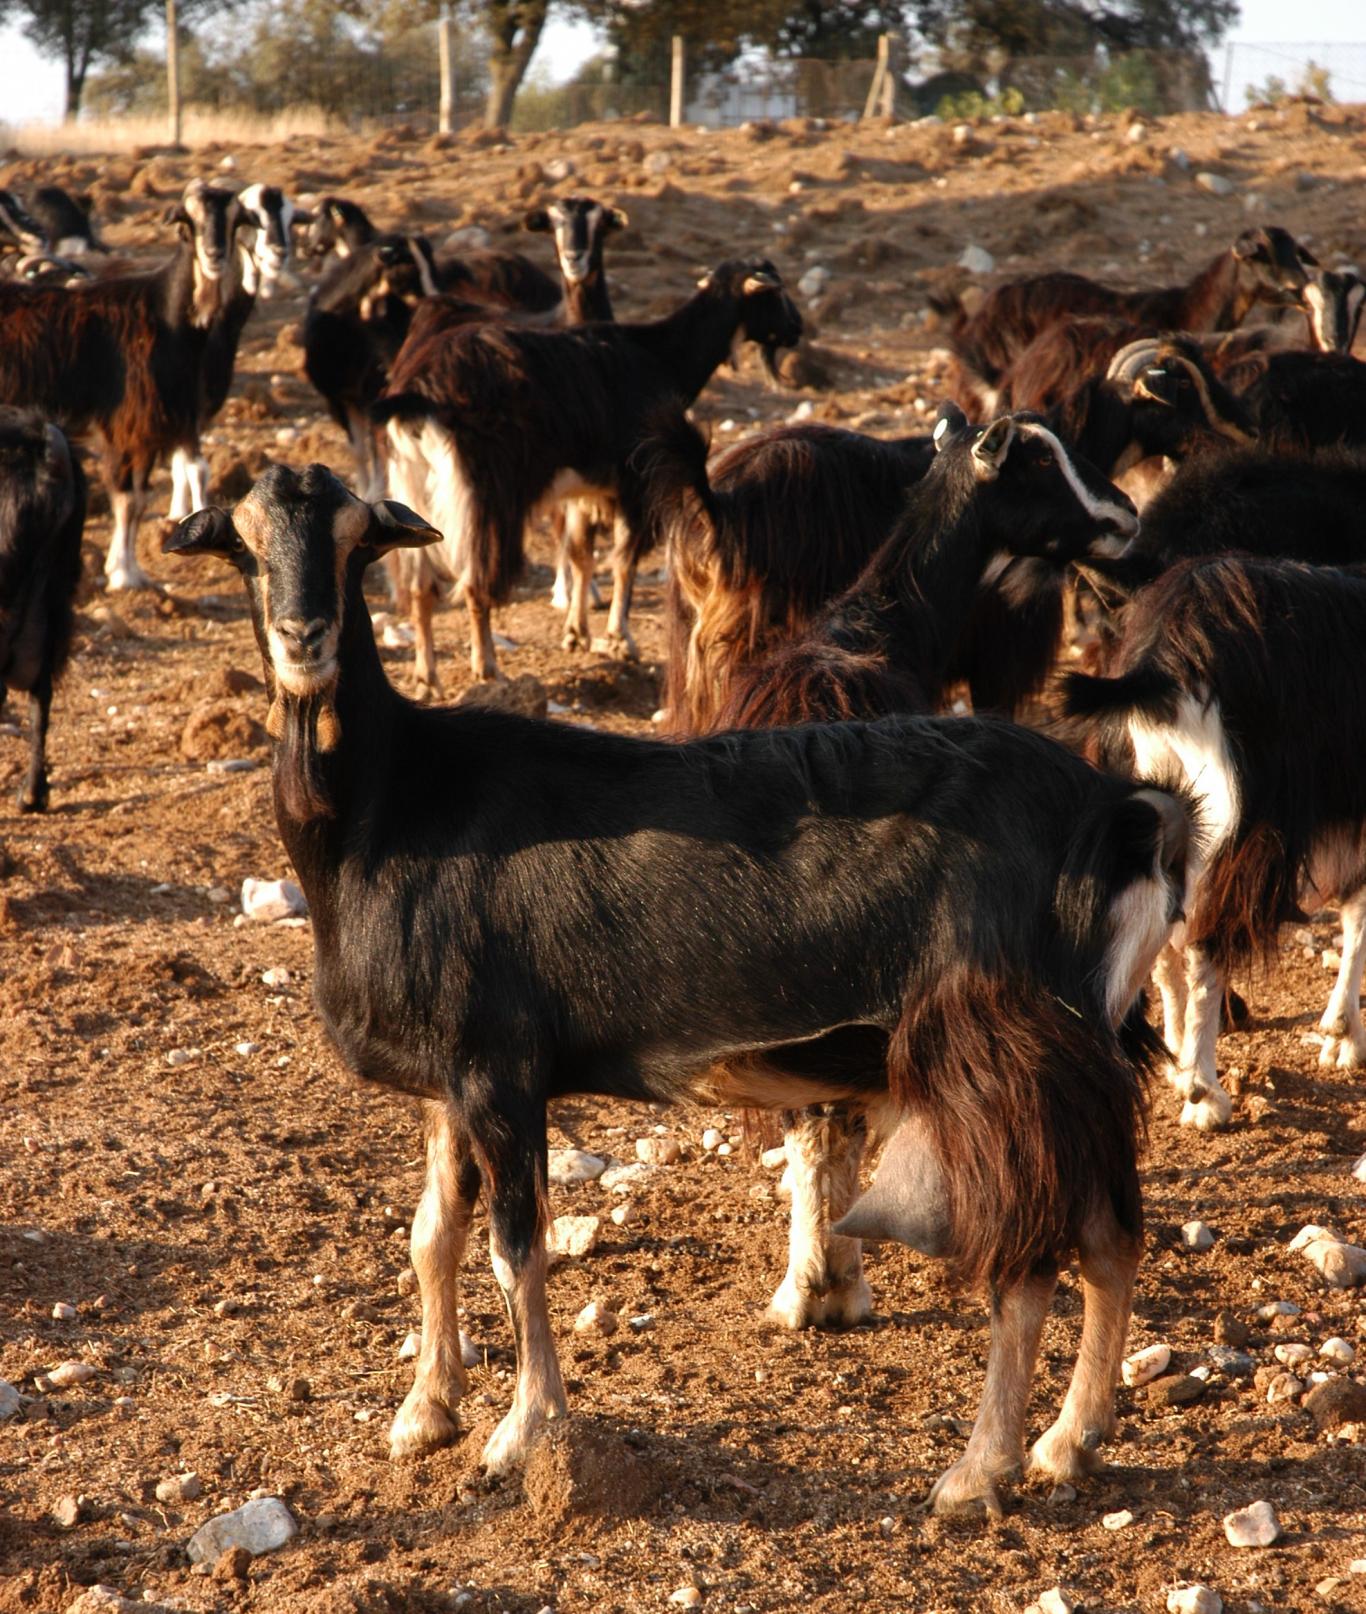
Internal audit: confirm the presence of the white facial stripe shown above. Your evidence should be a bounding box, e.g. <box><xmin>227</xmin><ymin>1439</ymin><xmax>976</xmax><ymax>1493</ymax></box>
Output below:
<box><xmin>1304</xmin><ymin>280</ymin><xmax>1332</xmax><ymax>350</ymax></box>
<box><xmin>412</xmin><ymin>240</ymin><xmax>437</xmax><ymax>299</ymax></box>
<box><xmin>1015</xmin><ymin>421</ymin><xmax>1137</xmax><ymax>531</ymax></box>
<box><xmin>1347</xmin><ymin>282</ymin><xmax>1366</xmax><ymax>344</ymax></box>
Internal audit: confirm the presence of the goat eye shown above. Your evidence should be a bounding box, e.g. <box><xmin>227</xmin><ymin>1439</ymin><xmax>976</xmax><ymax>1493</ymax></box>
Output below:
<box><xmin>1036</xmin><ymin>452</ymin><xmax>1053</xmax><ymax>468</ymax></box>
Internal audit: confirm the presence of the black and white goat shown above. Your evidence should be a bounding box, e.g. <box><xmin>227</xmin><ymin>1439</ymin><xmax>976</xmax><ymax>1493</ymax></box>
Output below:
<box><xmin>0</xmin><ymin>178</ymin><xmax>244</xmax><ymax>590</ymax></box>
<box><xmin>165</xmin><ymin>460</ymin><xmax>1188</xmax><ymax>1516</ymax></box>
<box><xmin>1066</xmin><ymin>555</ymin><xmax>1366</xmax><ymax>1129</ymax></box>
<box><xmin>660</xmin><ymin>340</ymin><xmax>1247</xmax><ymax>731</ymax></box>
<box><xmin>0</xmin><ymin>190</ymin><xmax>47</xmax><ymax>259</ymax></box>
<box><xmin>942</xmin><ymin>227</ymin><xmax>1309</xmax><ymax>412</ymax></box>
<box><xmin>377</xmin><ymin>258</ymin><xmax>803</xmax><ymax>687</ymax></box>
<box><xmin>29</xmin><ymin>186</ymin><xmax>107</xmax><ymax>256</ymax></box>
<box><xmin>168</xmin><ymin>184</ymin><xmax>300</xmax><ymax>520</ymax></box>
<box><xmin>297</xmin><ymin>195</ymin><xmax>377</xmax><ymax>263</ymax></box>
<box><xmin>0</xmin><ymin>409</ymin><xmax>86</xmax><ymax>811</ymax></box>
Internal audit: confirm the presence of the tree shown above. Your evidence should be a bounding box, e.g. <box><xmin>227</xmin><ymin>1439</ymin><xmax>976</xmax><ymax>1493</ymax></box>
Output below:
<box><xmin>769</xmin><ymin>0</ymin><xmax>908</xmax><ymax>60</ymax></box>
<box><xmin>482</xmin><ymin>0</ymin><xmax>550</xmax><ymax>127</ymax></box>
<box><xmin>3</xmin><ymin>0</ymin><xmax>158</xmax><ymax>118</ymax></box>
<box><xmin>907</xmin><ymin>0</ymin><xmax>1239</xmax><ymax>71</ymax></box>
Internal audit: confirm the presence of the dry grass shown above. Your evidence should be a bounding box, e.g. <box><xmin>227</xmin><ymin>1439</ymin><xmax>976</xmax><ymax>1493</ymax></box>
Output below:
<box><xmin>0</xmin><ymin>105</ymin><xmax>346</xmax><ymax>155</ymax></box>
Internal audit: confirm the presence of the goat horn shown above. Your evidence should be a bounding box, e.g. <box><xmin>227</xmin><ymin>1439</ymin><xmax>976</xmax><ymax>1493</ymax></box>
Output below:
<box><xmin>1106</xmin><ymin>338</ymin><xmax>1165</xmax><ymax>387</ymax></box>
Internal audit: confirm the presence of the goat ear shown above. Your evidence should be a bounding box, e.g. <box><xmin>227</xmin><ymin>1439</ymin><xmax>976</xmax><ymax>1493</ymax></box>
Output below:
<box><xmin>164</xmin><ymin>204</ymin><xmax>191</xmax><ymax>232</ymax></box>
<box><xmin>933</xmin><ymin>402</ymin><xmax>968</xmax><ymax>449</ymax></box>
<box><xmin>162</xmin><ymin>507</ymin><xmax>240</xmax><ymax>558</ymax></box>
<box><xmin>1132</xmin><ymin>363</ymin><xmax>1180</xmax><ymax>408</ymax></box>
<box><xmin>367</xmin><ymin>500</ymin><xmax>442</xmax><ymax>552</ymax></box>
<box><xmin>605</xmin><ymin>206</ymin><xmax>629</xmax><ymax>231</ymax></box>
<box><xmin>971</xmin><ymin>418</ymin><xmax>1015</xmax><ymax>478</ymax></box>
<box><xmin>523</xmin><ymin>208</ymin><xmax>551</xmax><ymax>233</ymax></box>
<box><xmin>1233</xmin><ymin>228</ymin><xmax>1270</xmax><ymax>262</ymax></box>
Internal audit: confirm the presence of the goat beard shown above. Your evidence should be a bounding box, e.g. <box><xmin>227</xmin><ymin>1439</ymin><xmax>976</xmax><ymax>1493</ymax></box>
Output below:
<box><xmin>267</xmin><ymin>690</ymin><xmax>340</xmax><ymax>823</ymax></box>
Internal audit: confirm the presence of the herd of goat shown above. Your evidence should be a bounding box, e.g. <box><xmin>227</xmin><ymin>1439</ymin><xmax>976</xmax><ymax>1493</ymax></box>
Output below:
<box><xmin>2</xmin><ymin>167</ymin><xmax>1365</xmax><ymax>1518</ymax></box>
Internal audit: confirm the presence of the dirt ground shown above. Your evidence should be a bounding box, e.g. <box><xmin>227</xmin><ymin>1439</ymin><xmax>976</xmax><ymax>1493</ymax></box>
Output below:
<box><xmin>2</xmin><ymin>100</ymin><xmax>1365</xmax><ymax>1614</ymax></box>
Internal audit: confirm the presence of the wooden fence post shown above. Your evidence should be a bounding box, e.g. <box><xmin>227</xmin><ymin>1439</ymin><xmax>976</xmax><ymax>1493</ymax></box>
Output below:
<box><xmin>166</xmin><ymin>0</ymin><xmax>183</xmax><ymax>146</ymax></box>
<box><xmin>670</xmin><ymin>35</ymin><xmax>686</xmax><ymax>127</ymax></box>
<box><xmin>438</xmin><ymin>8</ymin><xmax>455</xmax><ymax>134</ymax></box>
<box><xmin>862</xmin><ymin>32</ymin><xmax>889</xmax><ymax>121</ymax></box>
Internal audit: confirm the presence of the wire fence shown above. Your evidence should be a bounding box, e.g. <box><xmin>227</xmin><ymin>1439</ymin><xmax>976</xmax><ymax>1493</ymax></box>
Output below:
<box><xmin>1218</xmin><ymin>41</ymin><xmax>1366</xmax><ymax>111</ymax></box>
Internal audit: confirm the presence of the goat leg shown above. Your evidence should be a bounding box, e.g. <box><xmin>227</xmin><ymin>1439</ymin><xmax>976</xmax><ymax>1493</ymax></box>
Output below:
<box><xmin>598</xmin><ymin>512</ymin><xmax>640</xmax><ymax>661</ymax></box>
<box><xmin>560</xmin><ymin>502</ymin><xmax>596</xmax><ymax>652</ymax></box>
<box><xmin>390</xmin><ymin>1100</ymin><xmax>481</xmax><ymax>1459</ymax></box>
<box><xmin>1027</xmin><ymin>1205</ymin><xmax>1138</xmax><ymax>1488</ymax></box>
<box><xmin>1174</xmin><ymin>943</ymin><xmax>1232</xmax><ymax>1129</ymax></box>
<box><xmin>926</xmin><ymin>1267</ymin><xmax>1057</xmax><ymax>1518</ymax></box>
<box><xmin>17</xmin><ymin>682</ymin><xmax>52</xmax><ymax>813</ymax></box>
<box><xmin>767</xmin><ymin>1104</ymin><xmax>872</xmax><ymax>1329</ymax></box>
<box><xmin>1319</xmin><ymin>884</ymin><xmax>1366</xmax><ymax>1068</ymax></box>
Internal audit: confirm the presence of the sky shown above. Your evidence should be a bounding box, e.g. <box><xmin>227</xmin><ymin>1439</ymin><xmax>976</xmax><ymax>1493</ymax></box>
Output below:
<box><xmin>0</xmin><ymin>0</ymin><xmax>1361</xmax><ymax>127</ymax></box>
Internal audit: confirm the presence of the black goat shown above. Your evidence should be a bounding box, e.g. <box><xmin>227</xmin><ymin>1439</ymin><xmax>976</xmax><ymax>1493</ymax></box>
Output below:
<box><xmin>0</xmin><ymin>190</ymin><xmax>46</xmax><ymax>258</ymax></box>
<box><xmin>659</xmin><ymin>341</ymin><xmax>1245</xmax><ymax>731</ymax></box>
<box><xmin>0</xmin><ymin>178</ymin><xmax>244</xmax><ymax>590</ymax></box>
<box><xmin>1066</xmin><ymin>555</ymin><xmax>1366</xmax><ymax>1129</ymax></box>
<box><xmin>943</xmin><ymin>226</ymin><xmax>1308</xmax><ymax>411</ymax></box>
<box><xmin>165</xmin><ymin>460</ymin><xmax>1188</xmax><ymax>1517</ymax></box>
<box><xmin>0</xmin><ymin>409</ymin><xmax>86</xmax><ymax>811</ymax></box>
<box><xmin>1222</xmin><ymin>349</ymin><xmax>1366</xmax><ymax>454</ymax></box>
<box><xmin>376</xmin><ymin>258</ymin><xmax>803</xmax><ymax>686</ymax></box>
<box><xmin>297</xmin><ymin>195</ymin><xmax>377</xmax><ymax>262</ymax></box>
<box><xmin>30</xmin><ymin>186</ymin><xmax>107</xmax><ymax>255</ymax></box>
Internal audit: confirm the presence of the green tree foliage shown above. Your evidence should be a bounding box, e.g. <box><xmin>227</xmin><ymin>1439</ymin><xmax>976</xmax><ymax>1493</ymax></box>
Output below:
<box><xmin>0</xmin><ymin>0</ymin><xmax>158</xmax><ymax>117</ymax></box>
<box><xmin>909</xmin><ymin>0</ymin><xmax>1239</xmax><ymax>72</ymax></box>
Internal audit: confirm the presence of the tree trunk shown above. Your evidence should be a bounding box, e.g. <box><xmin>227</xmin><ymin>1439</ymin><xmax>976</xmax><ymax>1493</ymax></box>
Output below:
<box><xmin>65</xmin><ymin>56</ymin><xmax>84</xmax><ymax>121</ymax></box>
<box><xmin>483</xmin><ymin>0</ymin><xmax>548</xmax><ymax>129</ymax></box>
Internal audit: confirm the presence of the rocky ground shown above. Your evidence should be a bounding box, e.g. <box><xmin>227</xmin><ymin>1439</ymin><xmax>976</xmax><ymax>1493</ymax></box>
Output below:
<box><xmin>1</xmin><ymin>102</ymin><xmax>1365</xmax><ymax>1614</ymax></box>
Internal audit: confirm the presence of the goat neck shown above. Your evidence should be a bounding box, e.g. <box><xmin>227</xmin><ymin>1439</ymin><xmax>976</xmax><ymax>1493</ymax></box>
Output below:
<box><xmin>623</xmin><ymin>279</ymin><xmax>759</xmax><ymax>404</ymax></box>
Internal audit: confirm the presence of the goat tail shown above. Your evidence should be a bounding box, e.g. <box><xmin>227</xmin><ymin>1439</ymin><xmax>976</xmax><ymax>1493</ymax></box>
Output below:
<box><xmin>887</xmin><ymin>976</ymin><xmax>1151</xmax><ymax>1292</ymax></box>
<box><xmin>1061</xmin><ymin>664</ymin><xmax>1181</xmax><ymax>724</ymax></box>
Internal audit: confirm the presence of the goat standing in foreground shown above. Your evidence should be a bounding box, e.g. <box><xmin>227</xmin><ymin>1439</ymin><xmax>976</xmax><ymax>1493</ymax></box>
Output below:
<box><xmin>942</xmin><ymin>226</ymin><xmax>1309</xmax><ymax>412</ymax></box>
<box><xmin>0</xmin><ymin>178</ymin><xmax>243</xmax><ymax>590</ymax></box>
<box><xmin>661</xmin><ymin>407</ymin><xmax>1139</xmax><ymax>1330</ymax></box>
<box><xmin>377</xmin><ymin>258</ymin><xmax>802</xmax><ymax>686</ymax></box>
<box><xmin>165</xmin><ymin>462</ymin><xmax>1187</xmax><ymax>1517</ymax></box>
<box><xmin>30</xmin><ymin>186</ymin><xmax>108</xmax><ymax>257</ymax></box>
<box><xmin>1066</xmin><ymin>555</ymin><xmax>1366</xmax><ymax>1129</ymax></box>
<box><xmin>0</xmin><ymin>409</ymin><xmax>86</xmax><ymax>811</ymax></box>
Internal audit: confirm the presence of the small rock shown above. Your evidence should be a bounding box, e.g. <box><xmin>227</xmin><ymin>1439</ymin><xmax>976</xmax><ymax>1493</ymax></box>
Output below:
<box><xmin>261</xmin><ymin>966</ymin><xmax>290</xmax><ymax>988</ymax></box>
<box><xmin>1266</xmin><ymin>1370</ymin><xmax>1303</xmax><ymax>1404</ymax></box>
<box><xmin>54</xmin><ymin>1493</ymin><xmax>89</xmax><ymax>1528</ymax></box>
<box><xmin>1046</xmin><ymin>1483</ymin><xmax>1076</xmax><ymax>1505</ymax></box>
<box><xmin>1214</xmin><ymin>1310</ymin><xmax>1251</xmax><ymax>1346</ymax></box>
<box><xmin>1320</xmin><ymin>1337</ymin><xmax>1355</xmax><ymax>1364</ymax></box>
<box><xmin>701</xmin><ymin>1128</ymin><xmax>723</xmax><ymax>1152</ymax></box>
<box><xmin>443</xmin><ymin>225</ymin><xmax>491</xmax><ymax>252</ymax></box>
<box><xmin>635</xmin><ymin>1136</ymin><xmax>681</xmax><ymax>1166</ymax></box>
<box><xmin>156</xmin><ymin>1472</ymin><xmax>202</xmax><ymax>1504</ymax></box>
<box><xmin>574</xmin><ymin>1300</ymin><xmax>618</xmax><ymax>1336</ymax></box>
<box><xmin>235</xmin><ymin>1041</ymin><xmax>261</xmax><ymax>1057</ymax></box>
<box><xmin>212</xmin><ymin>1545</ymin><xmax>253</xmax><ymax>1582</ymax></box>
<box><xmin>1208</xmin><ymin>1346</ymin><xmax>1256</xmax><ymax>1377</ymax></box>
<box><xmin>547</xmin><ymin>1148</ymin><xmax>607</xmax><ymax>1186</ymax></box>
<box><xmin>0</xmin><ymin>1380</ymin><xmax>20</xmax><ymax>1420</ymax></box>
<box><xmin>760</xmin><ymin>1145</ymin><xmax>787</xmax><ymax>1170</ymax></box>
<box><xmin>543</xmin><ymin>157</ymin><xmax>576</xmax><ymax>182</ymax></box>
<box><xmin>1102</xmin><ymin>1508</ymin><xmax>1134</xmax><ymax>1529</ymax></box>
<box><xmin>1126</xmin><ymin>121</ymin><xmax>1146</xmax><ymax>143</ymax></box>
<box><xmin>1275</xmin><ymin>1342</ymin><xmax>1314</xmax><ymax>1366</ymax></box>
<box><xmin>797</xmin><ymin>266</ymin><xmax>830</xmax><ymax>300</ymax></box>
<box><xmin>547</xmin><ymin>1214</ymin><xmax>601</xmax><ymax>1260</ymax></box>
<box><xmin>1303</xmin><ymin>1375</ymin><xmax>1366</xmax><ymax>1431</ymax></box>
<box><xmin>165</xmin><ymin>1048</ymin><xmax>197</xmax><ymax>1067</ymax></box>
<box><xmin>958</xmin><ymin>244</ymin><xmax>995</xmax><ymax>275</ymax></box>
<box><xmin>66</xmin><ymin>1589</ymin><xmax>140</xmax><ymax>1614</ymax></box>
<box><xmin>1301</xmin><ymin>1236</ymin><xmax>1366</xmax><ymax>1288</ymax></box>
<box><xmin>1167</xmin><ymin>1587</ymin><xmax>1221</xmax><ymax>1614</ymax></box>
<box><xmin>668</xmin><ymin>1589</ymin><xmax>702</xmax><ymax>1609</ymax></box>
<box><xmin>187</xmin><ymin>1496</ymin><xmax>298</xmax><ymax>1563</ymax></box>
<box><xmin>1223</xmin><ymin>1498</ymin><xmax>1280</xmax><ymax>1547</ymax></box>
<box><xmin>1256</xmin><ymin>1300</ymin><xmax>1300</xmax><ymax>1320</ymax></box>
<box><xmin>51</xmin><ymin>1301</ymin><xmax>77</xmax><ymax>1321</ymax></box>
<box><xmin>610</xmin><ymin>1201</ymin><xmax>636</xmax><ymax>1226</ymax></box>
<box><xmin>600</xmin><ymin>1161</ymin><xmax>653</xmax><ymax>1193</ymax></box>
<box><xmin>37</xmin><ymin>1360</ymin><xmax>97</xmax><ymax>1391</ymax></box>
<box><xmin>1123</xmin><ymin>1343</ymin><xmax>1171</xmax><ymax>1386</ymax></box>
<box><xmin>1195</xmin><ymin>171</ymin><xmax>1234</xmax><ymax>197</ymax></box>
<box><xmin>461</xmin><ymin>1331</ymin><xmax>480</xmax><ymax>1368</ymax></box>
<box><xmin>1351</xmin><ymin>1152</ymin><xmax>1366</xmax><ymax>1182</ymax></box>
<box><xmin>1182</xmin><ymin>1220</ymin><xmax>1215</xmax><ymax>1252</ymax></box>
<box><xmin>398</xmin><ymin>1331</ymin><xmax>420</xmax><ymax>1361</ymax></box>
<box><xmin>1168</xmin><ymin>146</ymin><xmax>1191</xmax><ymax>172</ymax></box>
<box><xmin>1148</xmin><ymin>1373</ymin><xmax>1206</xmax><ymax>1407</ymax></box>
<box><xmin>241</xmin><ymin>877</ymin><xmax>307</xmax><ymax>923</ymax></box>
<box><xmin>1034</xmin><ymin>1590</ymin><xmax>1078</xmax><ymax>1614</ymax></box>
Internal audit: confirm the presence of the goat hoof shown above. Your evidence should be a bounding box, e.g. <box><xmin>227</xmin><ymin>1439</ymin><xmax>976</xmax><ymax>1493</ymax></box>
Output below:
<box><xmin>561</xmin><ymin>627</ymin><xmax>590</xmax><ymax>653</ymax></box>
<box><xmin>412</xmin><ymin>679</ymin><xmax>443</xmax><ymax>705</ymax></box>
<box><xmin>389</xmin><ymin>1391</ymin><xmax>460</xmax><ymax>1460</ymax></box>
<box><xmin>1027</xmin><ymin>1423</ymin><xmax>1107</xmax><ymax>1487</ymax></box>
<box><xmin>590</xmin><ymin>632</ymin><xmax>638</xmax><ymax>662</ymax></box>
<box><xmin>926</xmin><ymin>1457</ymin><xmax>1013</xmax><ymax>1519</ymax></box>
<box><xmin>1178</xmin><ymin>1089</ymin><xmax>1232</xmax><ymax>1131</ymax></box>
<box><xmin>1318</xmin><ymin>1031</ymin><xmax>1365</xmax><ymax>1070</ymax></box>
<box><xmin>105</xmin><ymin>566</ymin><xmax>153</xmax><ymax>593</ymax></box>
<box><xmin>17</xmin><ymin>785</ymin><xmax>48</xmax><ymax>814</ymax></box>
<box><xmin>480</xmin><ymin>1403</ymin><xmax>559</xmax><ymax>1476</ymax></box>
<box><xmin>765</xmin><ymin>1278</ymin><xmax>830</xmax><ymax>1330</ymax></box>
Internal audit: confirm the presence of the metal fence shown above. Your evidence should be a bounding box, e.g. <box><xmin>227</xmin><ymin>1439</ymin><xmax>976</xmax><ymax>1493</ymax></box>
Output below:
<box><xmin>1217</xmin><ymin>41</ymin><xmax>1366</xmax><ymax>111</ymax></box>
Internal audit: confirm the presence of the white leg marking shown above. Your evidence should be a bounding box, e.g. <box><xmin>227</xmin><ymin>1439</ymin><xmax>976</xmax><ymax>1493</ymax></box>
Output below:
<box><xmin>167</xmin><ymin>449</ymin><xmax>190</xmax><ymax>521</ymax></box>
<box><xmin>105</xmin><ymin>490</ymin><xmax>151</xmax><ymax>590</ymax></box>
<box><xmin>1319</xmin><ymin>886</ymin><xmax>1366</xmax><ymax>1069</ymax></box>
<box><xmin>481</xmin><ymin>1239</ymin><xmax>566</xmax><ymax>1475</ymax></box>
<box><xmin>1175</xmin><ymin>947</ymin><xmax>1231</xmax><ymax>1130</ymax></box>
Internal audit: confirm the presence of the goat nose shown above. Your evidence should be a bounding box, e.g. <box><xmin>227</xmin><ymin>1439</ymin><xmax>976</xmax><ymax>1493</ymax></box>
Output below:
<box><xmin>277</xmin><ymin>618</ymin><xmax>329</xmax><ymax>657</ymax></box>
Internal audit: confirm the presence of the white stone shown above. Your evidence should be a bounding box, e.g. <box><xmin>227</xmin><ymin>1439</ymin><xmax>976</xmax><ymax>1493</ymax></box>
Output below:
<box><xmin>0</xmin><ymin>1380</ymin><xmax>20</xmax><ymax>1420</ymax></box>
<box><xmin>241</xmin><ymin>878</ymin><xmax>307</xmax><ymax>923</ymax></box>
<box><xmin>600</xmin><ymin>1161</ymin><xmax>653</xmax><ymax>1193</ymax></box>
<box><xmin>1035</xmin><ymin>1590</ymin><xmax>1077</xmax><ymax>1614</ymax></box>
<box><xmin>610</xmin><ymin>1201</ymin><xmax>635</xmax><ymax>1227</ymax></box>
<box><xmin>1168</xmin><ymin>147</ymin><xmax>1191</xmax><ymax>172</ymax></box>
<box><xmin>635</xmin><ymin>1136</ymin><xmax>681</xmax><ymax>1166</ymax></box>
<box><xmin>1351</xmin><ymin>1153</ymin><xmax>1366</xmax><ymax>1183</ymax></box>
<box><xmin>760</xmin><ymin>1146</ymin><xmax>787</xmax><ymax>1170</ymax></box>
<box><xmin>443</xmin><ymin>225</ymin><xmax>491</xmax><ymax>252</ymax></box>
<box><xmin>1122</xmin><ymin>1343</ymin><xmax>1171</xmax><ymax>1387</ymax></box>
<box><xmin>547</xmin><ymin>1148</ymin><xmax>607</xmax><ymax>1186</ymax></box>
<box><xmin>235</xmin><ymin>1041</ymin><xmax>261</xmax><ymax>1057</ymax></box>
<box><xmin>1103</xmin><ymin>1508</ymin><xmax>1135</xmax><ymax>1530</ymax></box>
<box><xmin>1167</xmin><ymin>1587</ymin><xmax>1221</xmax><ymax>1614</ymax></box>
<box><xmin>1275</xmin><ymin>1343</ymin><xmax>1313</xmax><ymax>1366</ymax></box>
<box><xmin>797</xmin><ymin>266</ymin><xmax>830</xmax><ymax>299</ymax></box>
<box><xmin>165</xmin><ymin>1049</ymin><xmax>197</xmax><ymax>1067</ymax></box>
<box><xmin>547</xmin><ymin>1215</ymin><xmax>601</xmax><ymax>1260</ymax></box>
<box><xmin>1266</xmin><ymin>1371</ymin><xmax>1302</xmax><ymax>1404</ymax></box>
<box><xmin>1320</xmin><ymin>1337</ymin><xmax>1355</xmax><ymax>1364</ymax></box>
<box><xmin>958</xmin><ymin>244</ymin><xmax>995</xmax><ymax>275</ymax></box>
<box><xmin>1223</xmin><ymin>1498</ymin><xmax>1280</xmax><ymax>1547</ymax></box>
<box><xmin>398</xmin><ymin>1331</ymin><xmax>420</xmax><ymax>1361</ymax></box>
<box><xmin>459</xmin><ymin>1331</ymin><xmax>479</xmax><ymax>1369</ymax></box>
<box><xmin>543</xmin><ymin>157</ymin><xmax>576</xmax><ymax>182</ymax></box>
<box><xmin>52</xmin><ymin>1302</ymin><xmax>77</xmax><ymax>1321</ymax></box>
<box><xmin>668</xmin><ymin>1588</ymin><xmax>702</xmax><ymax>1608</ymax></box>
<box><xmin>701</xmin><ymin>1128</ymin><xmax>723</xmax><ymax>1152</ymax></box>
<box><xmin>1256</xmin><ymin>1299</ymin><xmax>1300</xmax><ymax>1319</ymax></box>
<box><xmin>574</xmin><ymin>1301</ymin><xmax>618</xmax><ymax>1336</ymax></box>
<box><xmin>1182</xmin><ymin>1220</ymin><xmax>1215</xmax><ymax>1252</ymax></box>
<box><xmin>1195</xmin><ymin>171</ymin><xmax>1234</xmax><ymax>197</ymax></box>
<box><xmin>260</xmin><ymin>966</ymin><xmax>291</xmax><ymax>988</ymax></box>
<box><xmin>38</xmin><ymin>1360</ymin><xmax>97</xmax><ymax>1391</ymax></box>
<box><xmin>187</xmin><ymin>1496</ymin><xmax>298</xmax><ymax>1563</ymax></box>
<box><xmin>1127</xmin><ymin>121</ymin><xmax>1146</xmax><ymax>143</ymax></box>
<box><xmin>1297</xmin><ymin>1234</ymin><xmax>1366</xmax><ymax>1288</ymax></box>
<box><xmin>156</xmin><ymin>1472</ymin><xmax>202</xmax><ymax>1503</ymax></box>
<box><xmin>951</xmin><ymin>122</ymin><xmax>973</xmax><ymax>145</ymax></box>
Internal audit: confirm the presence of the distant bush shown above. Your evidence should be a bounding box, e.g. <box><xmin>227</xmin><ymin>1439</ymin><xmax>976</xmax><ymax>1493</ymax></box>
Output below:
<box><xmin>935</xmin><ymin>86</ymin><xmax>1025</xmax><ymax>120</ymax></box>
<box><xmin>1246</xmin><ymin>60</ymin><xmax>1333</xmax><ymax>107</ymax></box>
